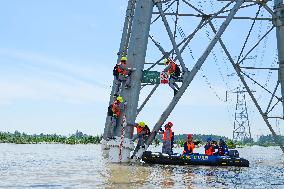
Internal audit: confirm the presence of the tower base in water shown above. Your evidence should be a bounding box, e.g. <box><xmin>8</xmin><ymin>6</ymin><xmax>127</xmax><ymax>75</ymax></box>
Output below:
<box><xmin>108</xmin><ymin>137</ymin><xmax>134</xmax><ymax>163</ymax></box>
<box><xmin>101</xmin><ymin>139</ymin><xmax>110</xmax><ymax>158</ymax></box>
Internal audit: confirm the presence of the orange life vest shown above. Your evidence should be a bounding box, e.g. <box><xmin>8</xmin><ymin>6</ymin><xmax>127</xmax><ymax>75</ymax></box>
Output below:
<box><xmin>111</xmin><ymin>101</ymin><xmax>121</xmax><ymax>117</ymax></box>
<box><xmin>168</xmin><ymin>61</ymin><xmax>177</xmax><ymax>75</ymax></box>
<box><xmin>205</xmin><ymin>145</ymin><xmax>215</xmax><ymax>156</ymax></box>
<box><xmin>187</xmin><ymin>142</ymin><xmax>195</xmax><ymax>152</ymax></box>
<box><xmin>162</xmin><ymin>128</ymin><xmax>173</xmax><ymax>141</ymax></box>
<box><xmin>117</xmin><ymin>63</ymin><xmax>128</xmax><ymax>76</ymax></box>
<box><xmin>136</xmin><ymin>126</ymin><xmax>143</xmax><ymax>134</ymax></box>
<box><xmin>183</xmin><ymin>141</ymin><xmax>195</xmax><ymax>154</ymax></box>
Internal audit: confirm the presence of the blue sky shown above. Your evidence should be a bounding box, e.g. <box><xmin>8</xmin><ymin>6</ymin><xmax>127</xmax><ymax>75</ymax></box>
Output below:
<box><xmin>0</xmin><ymin>0</ymin><xmax>282</xmax><ymax>138</ymax></box>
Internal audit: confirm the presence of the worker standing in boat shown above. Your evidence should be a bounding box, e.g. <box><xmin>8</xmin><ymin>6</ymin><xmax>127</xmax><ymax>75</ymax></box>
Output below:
<box><xmin>183</xmin><ymin>134</ymin><xmax>195</xmax><ymax>155</ymax></box>
<box><xmin>204</xmin><ymin>137</ymin><xmax>216</xmax><ymax>156</ymax></box>
<box><xmin>217</xmin><ymin>139</ymin><xmax>229</xmax><ymax>156</ymax></box>
<box><xmin>131</xmin><ymin>121</ymin><xmax>151</xmax><ymax>158</ymax></box>
<box><xmin>160</xmin><ymin>122</ymin><xmax>174</xmax><ymax>155</ymax></box>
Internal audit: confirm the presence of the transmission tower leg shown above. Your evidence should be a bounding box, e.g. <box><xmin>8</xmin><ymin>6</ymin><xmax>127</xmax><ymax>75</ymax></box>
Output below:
<box><xmin>274</xmin><ymin>0</ymin><xmax>284</xmax><ymax>118</ymax></box>
<box><xmin>134</xmin><ymin>0</ymin><xmax>245</xmax><ymax>159</ymax></box>
<box><xmin>101</xmin><ymin>0</ymin><xmax>136</xmax><ymax>151</ymax></box>
<box><xmin>108</xmin><ymin>0</ymin><xmax>154</xmax><ymax>163</ymax></box>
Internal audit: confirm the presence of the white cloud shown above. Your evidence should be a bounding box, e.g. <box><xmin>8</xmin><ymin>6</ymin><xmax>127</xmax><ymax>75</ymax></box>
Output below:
<box><xmin>0</xmin><ymin>49</ymin><xmax>111</xmax><ymax>105</ymax></box>
<box><xmin>0</xmin><ymin>79</ymin><xmax>110</xmax><ymax>105</ymax></box>
<box><xmin>0</xmin><ymin>48</ymin><xmax>109</xmax><ymax>86</ymax></box>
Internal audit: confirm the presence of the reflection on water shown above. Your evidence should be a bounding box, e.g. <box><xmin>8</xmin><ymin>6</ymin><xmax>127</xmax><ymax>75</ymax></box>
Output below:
<box><xmin>0</xmin><ymin>144</ymin><xmax>283</xmax><ymax>188</ymax></box>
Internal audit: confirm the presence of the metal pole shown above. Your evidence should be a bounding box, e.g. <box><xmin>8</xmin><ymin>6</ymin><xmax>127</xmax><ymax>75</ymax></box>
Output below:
<box><xmin>245</xmin><ymin>94</ymin><xmax>252</xmax><ymax>139</ymax></box>
<box><xmin>147</xmin><ymin>20</ymin><xmax>204</xmax><ymax>72</ymax></box>
<box><xmin>134</xmin><ymin>0</ymin><xmax>245</xmax><ymax>159</ymax></box>
<box><xmin>266</xmin><ymin>81</ymin><xmax>280</xmax><ymax>113</ymax></box>
<box><xmin>233</xmin><ymin>90</ymin><xmax>239</xmax><ymax>140</ymax></box>
<box><xmin>108</xmin><ymin>0</ymin><xmax>154</xmax><ymax>162</ymax></box>
<box><xmin>274</xmin><ymin>0</ymin><xmax>284</xmax><ymax>117</ymax></box>
<box><xmin>208</xmin><ymin>21</ymin><xmax>284</xmax><ymax>153</ymax></box>
<box><xmin>102</xmin><ymin>0</ymin><xmax>136</xmax><ymax>142</ymax></box>
<box><xmin>156</xmin><ymin>1</ymin><xmax>187</xmax><ymax>72</ymax></box>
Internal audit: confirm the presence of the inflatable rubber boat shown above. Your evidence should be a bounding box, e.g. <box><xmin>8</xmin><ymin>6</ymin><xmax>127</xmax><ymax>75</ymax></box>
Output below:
<box><xmin>142</xmin><ymin>150</ymin><xmax>249</xmax><ymax>167</ymax></box>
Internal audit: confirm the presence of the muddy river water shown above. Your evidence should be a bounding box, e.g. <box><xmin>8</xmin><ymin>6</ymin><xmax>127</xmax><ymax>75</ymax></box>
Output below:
<box><xmin>0</xmin><ymin>144</ymin><xmax>283</xmax><ymax>188</ymax></box>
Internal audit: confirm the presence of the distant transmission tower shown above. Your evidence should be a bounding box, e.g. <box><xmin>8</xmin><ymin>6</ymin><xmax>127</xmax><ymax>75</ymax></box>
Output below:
<box><xmin>233</xmin><ymin>87</ymin><xmax>252</xmax><ymax>141</ymax></box>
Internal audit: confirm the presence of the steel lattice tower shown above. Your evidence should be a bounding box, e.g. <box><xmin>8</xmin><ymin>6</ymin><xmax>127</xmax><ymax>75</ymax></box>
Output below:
<box><xmin>101</xmin><ymin>0</ymin><xmax>284</xmax><ymax>162</ymax></box>
<box><xmin>233</xmin><ymin>88</ymin><xmax>252</xmax><ymax>141</ymax></box>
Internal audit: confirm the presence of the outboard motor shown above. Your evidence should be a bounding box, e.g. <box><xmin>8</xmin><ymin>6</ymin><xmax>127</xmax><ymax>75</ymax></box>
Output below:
<box><xmin>228</xmin><ymin>150</ymin><xmax>239</xmax><ymax>158</ymax></box>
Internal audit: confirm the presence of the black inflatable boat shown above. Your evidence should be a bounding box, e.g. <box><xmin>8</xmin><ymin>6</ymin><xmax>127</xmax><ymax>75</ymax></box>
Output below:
<box><xmin>142</xmin><ymin>150</ymin><xmax>249</xmax><ymax>167</ymax></box>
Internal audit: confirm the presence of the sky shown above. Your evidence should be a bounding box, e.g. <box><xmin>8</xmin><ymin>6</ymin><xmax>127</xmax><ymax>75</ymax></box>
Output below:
<box><xmin>0</xmin><ymin>0</ymin><xmax>282</xmax><ymax>138</ymax></box>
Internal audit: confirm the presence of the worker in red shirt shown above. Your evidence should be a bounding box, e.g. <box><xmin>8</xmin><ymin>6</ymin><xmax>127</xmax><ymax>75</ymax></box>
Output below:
<box><xmin>160</xmin><ymin>122</ymin><xmax>174</xmax><ymax>155</ymax></box>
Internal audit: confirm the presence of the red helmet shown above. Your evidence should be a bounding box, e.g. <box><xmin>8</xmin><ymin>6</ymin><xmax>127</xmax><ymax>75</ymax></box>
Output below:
<box><xmin>187</xmin><ymin>134</ymin><xmax>193</xmax><ymax>139</ymax></box>
<box><xmin>167</xmin><ymin>122</ymin><xmax>173</xmax><ymax>127</ymax></box>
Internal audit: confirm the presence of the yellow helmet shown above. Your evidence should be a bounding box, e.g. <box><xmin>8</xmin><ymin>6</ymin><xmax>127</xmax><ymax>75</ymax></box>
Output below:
<box><xmin>117</xmin><ymin>96</ymin><xmax>124</xmax><ymax>103</ymax></box>
<box><xmin>163</xmin><ymin>58</ymin><xmax>169</xmax><ymax>65</ymax></box>
<box><xmin>138</xmin><ymin>121</ymin><xmax>145</xmax><ymax>127</ymax></box>
<box><xmin>121</xmin><ymin>56</ymin><xmax>127</xmax><ymax>61</ymax></box>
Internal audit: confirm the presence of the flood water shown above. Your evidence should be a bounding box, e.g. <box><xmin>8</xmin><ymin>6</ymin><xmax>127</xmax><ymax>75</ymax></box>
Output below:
<box><xmin>0</xmin><ymin>144</ymin><xmax>283</xmax><ymax>189</ymax></box>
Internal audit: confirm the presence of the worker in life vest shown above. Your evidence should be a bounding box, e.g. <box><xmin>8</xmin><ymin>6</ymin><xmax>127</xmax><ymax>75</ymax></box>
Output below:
<box><xmin>163</xmin><ymin>58</ymin><xmax>181</xmax><ymax>96</ymax></box>
<box><xmin>161</xmin><ymin>122</ymin><xmax>174</xmax><ymax>155</ymax></box>
<box><xmin>131</xmin><ymin>122</ymin><xmax>151</xmax><ymax>158</ymax></box>
<box><xmin>109</xmin><ymin>96</ymin><xmax>126</xmax><ymax>139</ymax></box>
<box><xmin>217</xmin><ymin>139</ymin><xmax>229</xmax><ymax>156</ymax></box>
<box><xmin>204</xmin><ymin>137</ymin><xmax>216</xmax><ymax>156</ymax></box>
<box><xmin>113</xmin><ymin>56</ymin><xmax>133</xmax><ymax>97</ymax></box>
<box><xmin>183</xmin><ymin>134</ymin><xmax>195</xmax><ymax>155</ymax></box>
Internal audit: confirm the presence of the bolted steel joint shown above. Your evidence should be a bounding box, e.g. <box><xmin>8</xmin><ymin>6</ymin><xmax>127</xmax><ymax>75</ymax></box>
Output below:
<box><xmin>202</xmin><ymin>14</ymin><xmax>211</xmax><ymax>21</ymax></box>
<box><xmin>256</xmin><ymin>0</ymin><xmax>268</xmax><ymax>5</ymax></box>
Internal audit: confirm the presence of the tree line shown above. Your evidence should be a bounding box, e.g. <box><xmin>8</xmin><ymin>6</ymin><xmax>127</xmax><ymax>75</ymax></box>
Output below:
<box><xmin>0</xmin><ymin>131</ymin><xmax>282</xmax><ymax>147</ymax></box>
<box><xmin>0</xmin><ymin>130</ymin><xmax>102</xmax><ymax>144</ymax></box>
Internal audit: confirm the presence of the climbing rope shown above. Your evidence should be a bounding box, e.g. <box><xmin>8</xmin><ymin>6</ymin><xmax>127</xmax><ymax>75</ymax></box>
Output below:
<box><xmin>118</xmin><ymin>115</ymin><xmax>126</xmax><ymax>162</ymax></box>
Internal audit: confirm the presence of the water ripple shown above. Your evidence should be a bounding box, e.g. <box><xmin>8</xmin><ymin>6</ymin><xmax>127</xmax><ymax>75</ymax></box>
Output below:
<box><xmin>0</xmin><ymin>144</ymin><xmax>284</xmax><ymax>188</ymax></box>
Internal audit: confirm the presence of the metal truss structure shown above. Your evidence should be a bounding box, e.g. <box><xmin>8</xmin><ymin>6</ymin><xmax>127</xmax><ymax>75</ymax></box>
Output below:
<box><xmin>102</xmin><ymin>0</ymin><xmax>284</xmax><ymax>162</ymax></box>
<box><xmin>233</xmin><ymin>88</ymin><xmax>252</xmax><ymax>141</ymax></box>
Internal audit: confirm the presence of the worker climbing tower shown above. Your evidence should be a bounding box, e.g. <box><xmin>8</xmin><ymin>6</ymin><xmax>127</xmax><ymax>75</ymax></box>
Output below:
<box><xmin>103</xmin><ymin>0</ymin><xmax>284</xmax><ymax>163</ymax></box>
<box><xmin>233</xmin><ymin>88</ymin><xmax>252</xmax><ymax>141</ymax></box>
<box><xmin>104</xmin><ymin>0</ymin><xmax>154</xmax><ymax>162</ymax></box>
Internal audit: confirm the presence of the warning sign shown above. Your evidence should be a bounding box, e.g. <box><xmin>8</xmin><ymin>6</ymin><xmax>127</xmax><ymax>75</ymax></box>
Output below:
<box><xmin>160</xmin><ymin>72</ymin><xmax>169</xmax><ymax>84</ymax></box>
